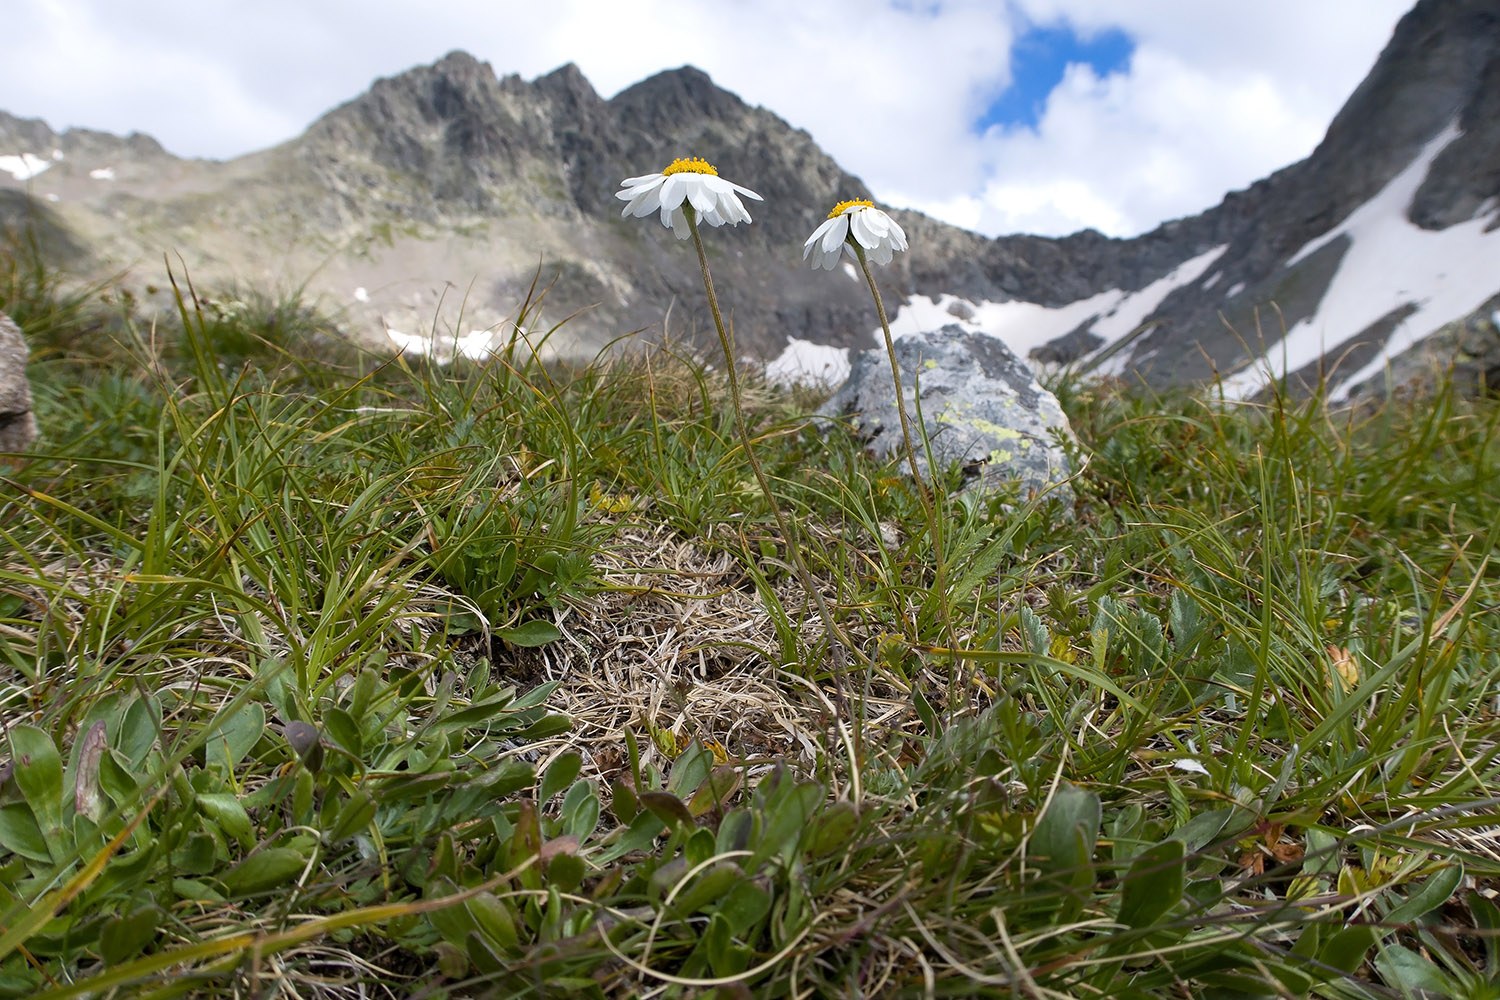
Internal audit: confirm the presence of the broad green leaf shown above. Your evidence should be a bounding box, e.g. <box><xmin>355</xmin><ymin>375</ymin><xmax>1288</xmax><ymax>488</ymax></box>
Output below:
<box><xmin>539</xmin><ymin>753</ymin><xmax>582</xmax><ymax>802</ymax></box>
<box><xmin>560</xmin><ymin>780</ymin><xmax>599</xmax><ymax>841</ymax></box>
<box><xmin>807</xmin><ymin>801</ymin><xmax>860</xmax><ymax>857</ymax></box>
<box><xmin>1032</xmin><ymin>783</ymin><xmax>1101</xmax><ymax>876</ymax></box>
<box><xmin>196</xmin><ymin>792</ymin><xmax>253</xmax><ymax>848</ymax></box>
<box><xmin>1384</xmin><ymin>862</ymin><xmax>1463</xmax><ymax>925</ymax></box>
<box><xmin>1470</xmin><ymin>891</ymin><xmax>1500</xmax><ymax>973</ymax></box>
<box><xmin>717</xmin><ymin>879</ymin><xmax>772</xmax><ymax>937</ymax></box>
<box><xmin>671</xmin><ymin>862</ymin><xmax>744</xmax><ymax>916</ymax></box>
<box><xmin>0</xmin><ymin>803</ymin><xmax>50</xmax><ymax>863</ymax></box>
<box><xmin>705</xmin><ymin>911</ymin><xmax>751</xmax><ymax>978</ymax></box>
<box><xmin>1316</xmin><ymin>925</ymin><xmax>1379</xmax><ymax>978</ymax></box>
<box><xmin>687</xmin><ymin>766</ymin><xmax>741</xmax><ymax>818</ymax></box>
<box><xmin>595</xmin><ymin>809</ymin><xmax>666</xmax><ymax>863</ymax></box>
<box><xmin>1169</xmin><ymin>805</ymin><xmax>1233</xmax><ymax>853</ymax></box>
<box><xmin>496</xmin><ymin>620</ymin><xmax>561</xmax><ymax>647</ymax></box>
<box><xmin>426</xmin><ymin>877</ymin><xmax>479</xmax><ymax>947</ymax></box>
<box><xmin>329</xmin><ymin>791</ymin><xmax>377</xmax><ymax>843</ymax></box>
<box><xmin>99</xmin><ymin>904</ymin><xmax>163</xmax><ymax>965</ymax></box>
<box><xmin>667</xmin><ymin>741</ymin><xmax>712</xmax><ymax>799</ymax></box>
<box><xmin>1117</xmin><ymin>839</ymin><xmax>1185</xmax><ymax>929</ymax></box>
<box><xmin>610</xmin><ymin>778</ymin><xmax>638</xmax><ymax>824</ymax></box>
<box><xmin>1375</xmin><ymin>944</ymin><xmax>1456</xmax><ymax>995</ymax></box>
<box><xmin>119</xmin><ymin>695</ymin><xmax>162</xmax><ymax>768</ymax></box>
<box><xmin>514</xmin><ymin>714</ymin><xmax>571</xmax><ymax>742</ymax></box>
<box><xmin>7</xmin><ymin>726</ymin><xmax>62</xmax><ymax>842</ymax></box>
<box><xmin>466</xmin><ymin>891</ymin><xmax>520</xmax><ymax>955</ymax></box>
<box><xmin>544</xmin><ymin>851</ymin><xmax>584</xmax><ymax>892</ymax></box>
<box><xmin>321</xmin><ymin>708</ymin><xmax>362</xmax><ymax>757</ymax></box>
<box><xmin>204</xmin><ymin>702</ymin><xmax>265</xmax><ymax>774</ymax></box>
<box><xmin>757</xmin><ymin>781</ymin><xmax>824</xmax><ymax>867</ymax></box>
<box><xmin>222</xmin><ymin>846</ymin><xmax>307</xmax><ymax>896</ymax></box>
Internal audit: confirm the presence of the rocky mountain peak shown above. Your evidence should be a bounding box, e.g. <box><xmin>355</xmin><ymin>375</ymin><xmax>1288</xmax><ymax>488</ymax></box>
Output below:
<box><xmin>2</xmin><ymin>2</ymin><xmax>1497</xmax><ymax>397</ymax></box>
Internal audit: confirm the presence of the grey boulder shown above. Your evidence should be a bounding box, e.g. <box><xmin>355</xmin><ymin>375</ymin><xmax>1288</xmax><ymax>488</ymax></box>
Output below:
<box><xmin>0</xmin><ymin>312</ymin><xmax>37</xmax><ymax>455</ymax></box>
<box><xmin>818</xmin><ymin>325</ymin><xmax>1075</xmax><ymax>503</ymax></box>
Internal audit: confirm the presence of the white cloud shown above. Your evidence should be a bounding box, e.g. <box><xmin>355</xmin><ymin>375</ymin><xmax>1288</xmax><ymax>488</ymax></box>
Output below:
<box><xmin>3</xmin><ymin>0</ymin><xmax>1416</xmax><ymax>238</ymax></box>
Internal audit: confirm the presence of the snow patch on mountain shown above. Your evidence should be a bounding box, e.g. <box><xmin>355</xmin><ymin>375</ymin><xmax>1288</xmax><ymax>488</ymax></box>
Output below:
<box><xmin>868</xmin><ymin>243</ymin><xmax>1225</xmax><ymax>370</ymax></box>
<box><xmin>0</xmin><ymin>153</ymin><xmax>51</xmax><ymax>181</ymax></box>
<box><xmin>1222</xmin><ymin>121</ymin><xmax>1500</xmax><ymax>400</ymax></box>
<box><xmin>765</xmin><ymin>338</ymin><xmax>851</xmax><ymax>387</ymax></box>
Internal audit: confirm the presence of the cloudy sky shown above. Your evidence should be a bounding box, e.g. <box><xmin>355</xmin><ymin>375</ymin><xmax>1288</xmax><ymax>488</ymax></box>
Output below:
<box><xmin>6</xmin><ymin>0</ymin><xmax>1415</xmax><ymax>238</ymax></box>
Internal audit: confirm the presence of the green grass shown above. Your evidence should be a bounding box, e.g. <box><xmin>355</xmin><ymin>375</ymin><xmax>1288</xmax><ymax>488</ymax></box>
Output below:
<box><xmin>2</xmin><ymin>242</ymin><xmax>1499</xmax><ymax>998</ymax></box>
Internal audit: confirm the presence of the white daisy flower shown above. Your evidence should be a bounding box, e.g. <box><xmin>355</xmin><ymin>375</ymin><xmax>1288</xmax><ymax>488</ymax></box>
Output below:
<box><xmin>803</xmin><ymin>199</ymin><xmax>908</xmax><ymax>270</ymax></box>
<box><xmin>616</xmin><ymin>156</ymin><xmax>763</xmax><ymax>240</ymax></box>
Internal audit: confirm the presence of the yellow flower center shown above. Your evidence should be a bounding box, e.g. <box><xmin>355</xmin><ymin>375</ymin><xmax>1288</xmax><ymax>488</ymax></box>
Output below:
<box><xmin>828</xmin><ymin>199</ymin><xmax>874</xmax><ymax>218</ymax></box>
<box><xmin>662</xmin><ymin>156</ymin><xmax>719</xmax><ymax>176</ymax></box>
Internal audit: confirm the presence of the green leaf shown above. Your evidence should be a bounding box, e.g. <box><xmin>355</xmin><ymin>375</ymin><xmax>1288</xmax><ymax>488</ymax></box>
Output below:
<box><xmin>119</xmin><ymin>695</ymin><xmax>162</xmax><ymax>769</ymax></box>
<box><xmin>544</xmin><ymin>851</ymin><xmax>585</xmax><ymax>893</ymax></box>
<box><xmin>1020</xmin><ymin>605</ymin><xmax>1050</xmax><ymax>656</ymax></box>
<box><xmin>321</xmin><ymin>708</ymin><xmax>363</xmax><ymax>757</ymax></box>
<box><xmin>539</xmin><ymin>753</ymin><xmax>582</xmax><ymax>802</ymax></box>
<box><xmin>0</xmin><ymin>803</ymin><xmax>50</xmax><ymax>863</ymax></box>
<box><xmin>667</xmin><ymin>741</ymin><xmax>712</xmax><ymax>799</ymax></box>
<box><xmin>672</xmin><ymin>861</ymin><xmax>745</xmax><ymax>916</ymax></box>
<box><xmin>1032</xmin><ymin>783</ymin><xmax>1101</xmax><ymax>877</ymax></box>
<box><xmin>1117</xmin><ymin>839</ymin><xmax>1185</xmax><ymax>930</ymax></box>
<box><xmin>97</xmin><ymin>749</ymin><xmax>139</xmax><ymax>808</ymax></box>
<box><xmin>757</xmin><ymin>782</ymin><xmax>824</xmax><ymax>867</ymax></box>
<box><xmin>466</xmin><ymin>891</ymin><xmax>520</xmax><ymax>955</ymax></box>
<box><xmin>1384</xmin><ymin>862</ymin><xmax>1463</xmax><ymax>926</ymax></box>
<box><xmin>717</xmin><ymin>879</ymin><xmax>772</xmax><ymax>937</ymax></box>
<box><xmin>204</xmin><ymin>702</ymin><xmax>265</xmax><ymax>774</ymax></box>
<box><xmin>687</xmin><ymin>766</ymin><xmax>741</xmax><ymax>818</ymax></box>
<box><xmin>468</xmin><ymin>758</ymin><xmax>535</xmax><ymax>799</ymax></box>
<box><xmin>610</xmin><ymin>778</ymin><xmax>638</xmax><ymax>824</ymax></box>
<box><xmin>1169</xmin><ymin>805</ymin><xmax>1233</xmax><ymax>853</ymax></box>
<box><xmin>560</xmin><ymin>780</ymin><xmax>600</xmax><ymax>841</ymax></box>
<box><xmin>1375</xmin><ymin>944</ymin><xmax>1456</xmax><ymax>995</ymax></box>
<box><xmin>222</xmin><ymin>846</ymin><xmax>307</xmax><ymax>896</ymax></box>
<box><xmin>496</xmin><ymin>620</ymin><xmax>561</xmax><ymax>647</ymax></box>
<box><xmin>704</xmin><ymin>911</ymin><xmax>751</xmax><ymax>978</ymax></box>
<box><xmin>7</xmin><ymin>727</ymin><xmax>62</xmax><ymax>843</ymax></box>
<box><xmin>514</xmin><ymin>714</ymin><xmax>571</xmax><ymax>742</ymax></box>
<box><xmin>426</xmin><ymin>877</ymin><xmax>479</xmax><ymax>947</ymax></box>
<box><xmin>595</xmin><ymin>809</ymin><xmax>665</xmax><ymax>863</ymax></box>
<box><xmin>913</xmin><ymin>688</ymin><xmax>942</xmax><ymax>739</ymax></box>
<box><xmin>98</xmin><ymin>904</ymin><xmax>163</xmax><ymax>964</ymax></box>
<box><xmin>1470</xmin><ymin>891</ymin><xmax>1500</xmax><ymax>974</ymax></box>
<box><xmin>807</xmin><ymin>800</ymin><xmax>860</xmax><ymax>857</ymax></box>
<box><xmin>329</xmin><ymin>791</ymin><xmax>377</xmax><ymax>843</ymax></box>
<box><xmin>196</xmin><ymin>792</ymin><xmax>254</xmax><ymax>849</ymax></box>
<box><xmin>1315</xmin><ymin>925</ymin><xmax>1379</xmax><ymax>979</ymax></box>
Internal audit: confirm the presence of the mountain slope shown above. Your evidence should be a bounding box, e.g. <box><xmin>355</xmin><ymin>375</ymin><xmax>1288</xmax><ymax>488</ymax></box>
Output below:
<box><xmin>1</xmin><ymin>0</ymin><xmax>1496</xmax><ymax>396</ymax></box>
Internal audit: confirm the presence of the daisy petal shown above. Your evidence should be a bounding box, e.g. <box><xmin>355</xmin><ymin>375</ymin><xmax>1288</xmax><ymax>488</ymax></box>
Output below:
<box><xmin>822</xmin><ymin>216</ymin><xmax>849</xmax><ymax>254</ymax></box>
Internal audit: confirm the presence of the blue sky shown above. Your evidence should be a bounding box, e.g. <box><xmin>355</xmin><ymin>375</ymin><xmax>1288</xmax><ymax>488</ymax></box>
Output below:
<box><xmin>978</xmin><ymin>23</ymin><xmax>1135</xmax><ymax>132</ymax></box>
<box><xmin>3</xmin><ymin>0</ymin><xmax>1414</xmax><ymax>238</ymax></box>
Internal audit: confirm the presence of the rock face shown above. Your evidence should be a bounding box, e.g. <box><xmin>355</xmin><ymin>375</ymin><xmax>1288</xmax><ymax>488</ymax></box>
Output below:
<box><xmin>0</xmin><ymin>313</ymin><xmax>37</xmax><ymax>454</ymax></box>
<box><xmin>0</xmin><ymin>0</ymin><xmax>1497</xmax><ymax>396</ymax></box>
<box><xmin>818</xmin><ymin>326</ymin><xmax>1074</xmax><ymax>502</ymax></box>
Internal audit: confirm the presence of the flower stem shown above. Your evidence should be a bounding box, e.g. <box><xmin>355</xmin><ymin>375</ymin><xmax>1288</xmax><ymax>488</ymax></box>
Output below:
<box><xmin>854</xmin><ymin>244</ymin><xmax>962</xmax><ymax>710</ymax></box>
<box><xmin>685</xmin><ymin>210</ymin><xmax>876</xmax><ymax>686</ymax></box>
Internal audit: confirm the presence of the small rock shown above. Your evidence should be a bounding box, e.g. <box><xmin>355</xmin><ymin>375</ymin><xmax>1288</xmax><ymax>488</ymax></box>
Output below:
<box><xmin>818</xmin><ymin>325</ymin><xmax>1075</xmax><ymax>504</ymax></box>
<box><xmin>0</xmin><ymin>312</ymin><xmax>38</xmax><ymax>455</ymax></box>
